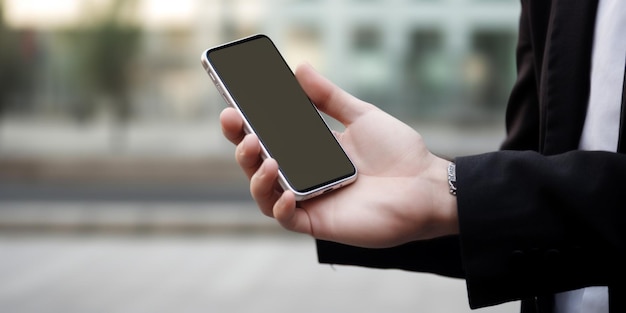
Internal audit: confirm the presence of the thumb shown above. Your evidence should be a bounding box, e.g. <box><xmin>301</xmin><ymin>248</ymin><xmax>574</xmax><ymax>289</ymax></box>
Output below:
<box><xmin>295</xmin><ymin>63</ymin><xmax>373</xmax><ymax>126</ymax></box>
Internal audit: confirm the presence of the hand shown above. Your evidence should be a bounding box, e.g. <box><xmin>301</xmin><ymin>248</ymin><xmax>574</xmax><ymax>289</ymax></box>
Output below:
<box><xmin>220</xmin><ymin>63</ymin><xmax>458</xmax><ymax>248</ymax></box>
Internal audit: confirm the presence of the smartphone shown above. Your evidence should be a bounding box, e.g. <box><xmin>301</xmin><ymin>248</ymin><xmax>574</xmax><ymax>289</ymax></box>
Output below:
<box><xmin>201</xmin><ymin>34</ymin><xmax>357</xmax><ymax>200</ymax></box>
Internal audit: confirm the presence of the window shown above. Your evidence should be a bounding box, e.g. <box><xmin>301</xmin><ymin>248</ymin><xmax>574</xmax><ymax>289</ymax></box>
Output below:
<box><xmin>467</xmin><ymin>29</ymin><xmax>516</xmax><ymax>112</ymax></box>
<box><xmin>404</xmin><ymin>28</ymin><xmax>446</xmax><ymax>115</ymax></box>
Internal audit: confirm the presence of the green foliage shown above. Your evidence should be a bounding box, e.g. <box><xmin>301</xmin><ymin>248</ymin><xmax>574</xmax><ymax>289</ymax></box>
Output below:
<box><xmin>61</xmin><ymin>0</ymin><xmax>142</xmax><ymax>121</ymax></box>
<box><xmin>0</xmin><ymin>4</ymin><xmax>27</xmax><ymax>117</ymax></box>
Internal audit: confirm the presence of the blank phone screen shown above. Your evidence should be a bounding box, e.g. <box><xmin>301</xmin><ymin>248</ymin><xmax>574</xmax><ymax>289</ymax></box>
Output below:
<box><xmin>207</xmin><ymin>35</ymin><xmax>356</xmax><ymax>193</ymax></box>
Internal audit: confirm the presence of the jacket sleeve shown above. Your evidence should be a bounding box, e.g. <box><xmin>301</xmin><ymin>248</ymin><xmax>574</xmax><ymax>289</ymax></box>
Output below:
<box><xmin>316</xmin><ymin>236</ymin><xmax>464</xmax><ymax>279</ymax></box>
<box><xmin>456</xmin><ymin>150</ymin><xmax>626</xmax><ymax>308</ymax></box>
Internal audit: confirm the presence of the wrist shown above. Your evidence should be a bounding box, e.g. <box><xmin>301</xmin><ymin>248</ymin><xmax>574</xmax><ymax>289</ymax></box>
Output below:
<box><xmin>427</xmin><ymin>157</ymin><xmax>459</xmax><ymax>237</ymax></box>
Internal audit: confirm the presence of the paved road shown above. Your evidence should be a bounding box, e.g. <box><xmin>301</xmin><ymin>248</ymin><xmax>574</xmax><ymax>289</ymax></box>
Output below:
<box><xmin>0</xmin><ymin>198</ymin><xmax>519</xmax><ymax>313</ymax></box>
<box><xmin>0</xmin><ymin>234</ymin><xmax>519</xmax><ymax>313</ymax></box>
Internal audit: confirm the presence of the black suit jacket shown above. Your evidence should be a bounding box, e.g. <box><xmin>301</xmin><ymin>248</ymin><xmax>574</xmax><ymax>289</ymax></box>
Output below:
<box><xmin>316</xmin><ymin>0</ymin><xmax>626</xmax><ymax>312</ymax></box>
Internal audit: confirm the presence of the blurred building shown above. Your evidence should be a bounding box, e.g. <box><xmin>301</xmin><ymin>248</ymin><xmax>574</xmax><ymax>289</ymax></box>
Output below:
<box><xmin>260</xmin><ymin>0</ymin><xmax>520</xmax><ymax>122</ymax></box>
<box><xmin>0</xmin><ymin>5</ymin><xmax>522</xmax><ymax>313</ymax></box>
<box><xmin>0</xmin><ymin>0</ymin><xmax>519</xmax><ymax>182</ymax></box>
<box><xmin>1</xmin><ymin>0</ymin><xmax>520</xmax><ymax>123</ymax></box>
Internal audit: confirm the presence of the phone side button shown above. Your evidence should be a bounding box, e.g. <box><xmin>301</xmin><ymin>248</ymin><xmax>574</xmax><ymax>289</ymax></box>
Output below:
<box><xmin>216</xmin><ymin>85</ymin><xmax>228</xmax><ymax>100</ymax></box>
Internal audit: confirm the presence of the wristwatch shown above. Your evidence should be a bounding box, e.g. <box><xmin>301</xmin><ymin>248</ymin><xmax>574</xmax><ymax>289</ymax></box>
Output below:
<box><xmin>448</xmin><ymin>162</ymin><xmax>457</xmax><ymax>196</ymax></box>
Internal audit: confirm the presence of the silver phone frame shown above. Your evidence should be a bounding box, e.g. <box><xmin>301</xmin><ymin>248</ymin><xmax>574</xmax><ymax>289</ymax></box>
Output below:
<box><xmin>200</xmin><ymin>34</ymin><xmax>357</xmax><ymax>201</ymax></box>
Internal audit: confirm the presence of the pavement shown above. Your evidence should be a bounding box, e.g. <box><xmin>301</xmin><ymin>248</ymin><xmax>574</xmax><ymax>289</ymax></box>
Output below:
<box><xmin>0</xmin><ymin>230</ymin><xmax>520</xmax><ymax>313</ymax></box>
<box><xmin>0</xmin><ymin>198</ymin><xmax>520</xmax><ymax>313</ymax></box>
<box><xmin>0</xmin><ymin>192</ymin><xmax>520</xmax><ymax>313</ymax></box>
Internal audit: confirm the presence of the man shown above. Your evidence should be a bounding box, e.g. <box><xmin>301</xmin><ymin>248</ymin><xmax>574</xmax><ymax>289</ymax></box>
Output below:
<box><xmin>219</xmin><ymin>0</ymin><xmax>625</xmax><ymax>311</ymax></box>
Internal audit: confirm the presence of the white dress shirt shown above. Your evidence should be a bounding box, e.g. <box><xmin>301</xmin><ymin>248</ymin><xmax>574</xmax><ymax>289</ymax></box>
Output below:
<box><xmin>556</xmin><ymin>0</ymin><xmax>626</xmax><ymax>312</ymax></box>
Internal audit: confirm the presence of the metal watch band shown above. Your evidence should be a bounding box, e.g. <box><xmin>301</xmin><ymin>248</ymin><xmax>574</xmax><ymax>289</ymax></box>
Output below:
<box><xmin>448</xmin><ymin>162</ymin><xmax>457</xmax><ymax>196</ymax></box>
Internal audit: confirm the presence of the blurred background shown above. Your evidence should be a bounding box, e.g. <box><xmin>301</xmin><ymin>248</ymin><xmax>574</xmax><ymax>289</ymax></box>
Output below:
<box><xmin>0</xmin><ymin>0</ymin><xmax>519</xmax><ymax>312</ymax></box>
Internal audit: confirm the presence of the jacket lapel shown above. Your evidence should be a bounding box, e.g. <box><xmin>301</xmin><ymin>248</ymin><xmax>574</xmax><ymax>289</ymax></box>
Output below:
<box><xmin>617</xmin><ymin>61</ymin><xmax>626</xmax><ymax>153</ymax></box>
<box><xmin>538</xmin><ymin>0</ymin><xmax>599</xmax><ymax>155</ymax></box>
